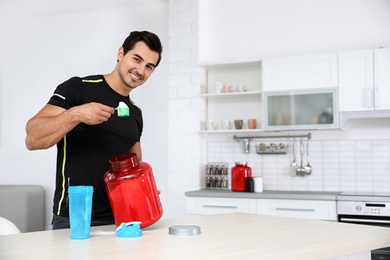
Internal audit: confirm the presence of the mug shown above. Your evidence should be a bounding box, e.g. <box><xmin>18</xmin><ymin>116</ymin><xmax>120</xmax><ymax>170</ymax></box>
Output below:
<box><xmin>207</xmin><ymin>120</ymin><xmax>217</xmax><ymax>130</ymax></box>
<box><xmin>248</xmin><ymin>119</ymin><xmax>256</xmax><ymax>129</ymax></box>
<box><xmin>234</xmin><ymin>120</ymin><xmax>243</xmax><ymax>130</ymax></box>
<box><xmin>222</xmin><ymin>120</ymin><xmax>230</xmax><ymax>130</ymax></box>
<box><xmin>236</xmin><ymin>85</ymin><xmax>248</xmax><ymax>92</ymax></box>
<box><xmin>223</xmin><ymin>85</ymin><xmax>233</xmax><ymax>93</ymax></box>
<box><xmin>215</xmin><ymin>82</ymin><xmax>223</xmax><ymax>94</ymax></box>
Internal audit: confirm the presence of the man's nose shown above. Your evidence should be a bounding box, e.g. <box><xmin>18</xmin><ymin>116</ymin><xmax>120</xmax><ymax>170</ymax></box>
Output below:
<box><xmin>135</xmin><ymin>63</ymin><xmax>146</xmax><ymax>76</ymax></box>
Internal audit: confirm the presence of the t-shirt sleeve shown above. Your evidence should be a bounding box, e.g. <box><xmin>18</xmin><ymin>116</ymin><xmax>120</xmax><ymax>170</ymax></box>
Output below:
<box><xmin>48</xmin><ymin>77</ymin><xmax>83</xmax><ymax>109</ymax></box>
<box><xmin>138</xmin><ymin>110</ymin><xmax>143</xmax><ymax>142</ymax></box>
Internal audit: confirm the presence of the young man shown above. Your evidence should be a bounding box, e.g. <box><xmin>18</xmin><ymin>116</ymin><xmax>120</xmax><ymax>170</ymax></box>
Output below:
<box><xmin>25</xmin><ymin>31</ymin><xmax>163</xmax><ymax>229</ymax></box>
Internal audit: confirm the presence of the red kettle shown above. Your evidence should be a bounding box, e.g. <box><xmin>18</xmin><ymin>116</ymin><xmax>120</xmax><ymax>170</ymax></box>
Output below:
<box><xmin>104</xmin><ymin>153</ymin><xmax>163</xmax><ymax>228</ymax></box>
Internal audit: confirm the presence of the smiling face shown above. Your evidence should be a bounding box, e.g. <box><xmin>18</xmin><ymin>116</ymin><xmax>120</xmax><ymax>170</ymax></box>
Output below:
<box><xmin>116</xmin><ymin>41</ymin><xmax>160</xmax><ymax>92</ymax></box>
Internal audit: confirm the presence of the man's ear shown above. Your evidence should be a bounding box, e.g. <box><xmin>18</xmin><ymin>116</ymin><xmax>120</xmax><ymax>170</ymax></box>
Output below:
<box><xmin>117</xmin><ymin>47</ymin><xmax>124</xmax><ymax>62</ymax></box>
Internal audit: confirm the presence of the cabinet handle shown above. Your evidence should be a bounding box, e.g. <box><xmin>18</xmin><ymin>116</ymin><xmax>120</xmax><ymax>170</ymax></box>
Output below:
<box><xmin>374</xmin><ymin>87</ymin><xmax>380</xmax><ymax>108</ymax></box>
<box><xmin>202</xmin><ymin>205</ymin><xmax>238</xmax><ymax>209</ymax></box>
<box><xmin>275</xmin><ymin>207</ymin><xmax>315</xmax><ymax>212</ymax></box>
<box><xmin>365</xmin><ymin>88</ymin><xmax>373</xmax><ymax>108</ymax></box>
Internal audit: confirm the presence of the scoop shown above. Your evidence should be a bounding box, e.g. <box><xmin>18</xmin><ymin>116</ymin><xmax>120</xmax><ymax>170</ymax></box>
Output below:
<box><xmin>114</xmin><ymin>102</ymin><xmax>130</xmax><ymax>117</ymax></box>
<box><xmin>305</xmin><ymin>139</ymin><xmax>312</xmax><ymax>175</ymax></box>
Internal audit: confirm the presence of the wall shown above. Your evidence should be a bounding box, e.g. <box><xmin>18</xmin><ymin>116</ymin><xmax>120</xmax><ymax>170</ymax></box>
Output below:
<box><xmin>200</xmin><ymin>0</ymin><xmax>390</xmax><ymax>63</ymax></box>
<box><xmin>165</xmin><ymin>0</ymin><xmax>204</xmax><ymax>218</ymax></box>
<box><xmin>0</xmin><ymin>0</ymin><xmax>169</xmax><ymax>229</ymax></box>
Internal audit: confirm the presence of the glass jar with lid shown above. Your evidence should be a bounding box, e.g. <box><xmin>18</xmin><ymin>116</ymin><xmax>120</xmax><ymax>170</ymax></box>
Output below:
<box><xmin>231</xmin><ymin>162</ymin><xmax>252</xmax><ymax>192</ymax></box>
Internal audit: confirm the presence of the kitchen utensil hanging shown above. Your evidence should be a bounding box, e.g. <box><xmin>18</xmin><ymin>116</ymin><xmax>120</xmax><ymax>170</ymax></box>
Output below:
<box><xmin>290</xmin><ymin>138</ymin><xmax>298</xmax><ymax>175</ymax></box>
<box><xmin>296</xmin><ymin>138</ymin><xmax>307</xmax><ymax>176</ymax></box>
<box><xmin>240</xmin><ymin>138</ymin><xmax>250</xmax><ymax>153</ymax></box>
<box><xmin>304</xmin><ymin>138</ymin><xmax>312</xmax><ymax>175</ymax></box>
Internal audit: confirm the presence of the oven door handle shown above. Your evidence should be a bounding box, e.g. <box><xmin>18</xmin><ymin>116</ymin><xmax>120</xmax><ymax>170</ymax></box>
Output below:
<box><xmin>340</xmin><ymin>217</ymin><xmax>390</xmax><ymax>225</ymax></box>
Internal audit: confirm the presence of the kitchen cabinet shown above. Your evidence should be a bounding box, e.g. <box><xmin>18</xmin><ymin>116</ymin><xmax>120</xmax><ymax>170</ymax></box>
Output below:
<box><xmin>186</xmin><ymin>194</ymin><xmax>337</xmax><ymax>221</ymax></box>
<box><xmin>375</xmin><ymin>47</ymin><xmax>390</xmax><ymax>108</ymax></box>
<box><xmin>262</xmin><ymin>53</ymin><xmax>338</xmax><ymax>91</ymax></box>
<box><xmin>263</xmin><ymin>89</ymin><xmax>338</xmax><ymax>130</ymax></box>
<box><xmin>186</xmin><ymin>197</ymin><xmax>257</xmax><ymax>215</ymax></box>
<box><xmin>200</xmin><ymin>61</ymin><xmax>262</xmax><ymax>132</ymax></box>
<box><xmin>257</xmin><ymin>199</ymin><xmax>337</xmax><ymax>221</ymax></box>
<box><xmin>339</xmin><ymin>47</ymin><xmax>390</xmax><ymax>112</ymax></box>
<box><xmin>338</xmin><ymin>49</ymin><xmax>374</xmax><ymax>112</ymax></box>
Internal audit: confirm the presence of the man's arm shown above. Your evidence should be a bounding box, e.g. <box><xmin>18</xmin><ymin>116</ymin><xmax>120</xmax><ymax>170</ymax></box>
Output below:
<box><xmin>129</xmin><ymin>141</ymin><xmax>142</xmax><ymax>161</ymax></box>
<box><xmin>25</xmin><ymin>102</ymin><xmax>114</xmax><ymax>150</ymax></box>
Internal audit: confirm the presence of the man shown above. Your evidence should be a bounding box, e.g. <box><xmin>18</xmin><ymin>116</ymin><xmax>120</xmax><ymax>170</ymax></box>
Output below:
<box><xmin>25</xmin><ymin>31</ymin><xmax>163</xmax><ymax>229</ymax></box>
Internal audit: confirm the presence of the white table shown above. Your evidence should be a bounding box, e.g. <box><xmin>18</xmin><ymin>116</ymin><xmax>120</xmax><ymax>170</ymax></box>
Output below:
<box><xmin>0</xmin><ymin>213</ymin><xmax>389</xmax><ymax>259</ymax></box>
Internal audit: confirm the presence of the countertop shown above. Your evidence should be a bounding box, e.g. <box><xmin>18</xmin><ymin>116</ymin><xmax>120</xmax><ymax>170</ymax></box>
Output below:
<box><xmin>185</xmin><ymin>189</ymin><xmax>340</xmax><ymax>200</ymax></box>
<box><xmin>1</xmin><ymin>213</ymin><xmax>389</xmax><ymax>259</ymax></box>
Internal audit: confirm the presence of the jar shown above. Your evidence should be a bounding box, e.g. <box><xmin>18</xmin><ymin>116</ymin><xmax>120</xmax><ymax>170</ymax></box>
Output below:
<box><xmin>104</xmin><ymin>153</ymin><xmax>163</xmax><ymax>228</ymax></box>
<box><xmin>245</xmin><ymin>177</ymin><xmax>254</xmax><ymax>192</ymax></box>
<box><xmin>231</xmin><ymin>162</ymin><xmax>252</xmax><ymax>192</ymax></box>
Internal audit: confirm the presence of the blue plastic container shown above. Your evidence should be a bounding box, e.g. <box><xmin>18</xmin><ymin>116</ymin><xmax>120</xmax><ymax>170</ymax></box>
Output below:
<box><xmin>68</xmin><ymin>186</ymin><xmax>94</xmax><ymax>240</ymax></box>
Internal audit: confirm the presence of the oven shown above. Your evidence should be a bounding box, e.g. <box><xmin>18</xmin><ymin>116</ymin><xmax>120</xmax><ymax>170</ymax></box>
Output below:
<box><xmin>337</xmin><ymin>193</ymin><xmax>390</xmax><ymax>260</ymax></box>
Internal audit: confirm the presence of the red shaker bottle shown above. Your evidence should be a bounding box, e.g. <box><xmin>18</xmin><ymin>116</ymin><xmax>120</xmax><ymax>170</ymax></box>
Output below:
<box><xmin>104</xmin><ymin>153</ymin><xmax>163</xmax><ymax>228</ymax></box>
<box><xmin>231</xmin><ymin>162</ymin><xmax>252</xmax><ymax>192</ymax></box>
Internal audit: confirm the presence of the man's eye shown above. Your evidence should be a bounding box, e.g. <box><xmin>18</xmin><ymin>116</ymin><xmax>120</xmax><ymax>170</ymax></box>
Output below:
<box><xmin>133</xmin><ymin>57</ymin><xmax>140</xmax><ymax>62</ymax></box>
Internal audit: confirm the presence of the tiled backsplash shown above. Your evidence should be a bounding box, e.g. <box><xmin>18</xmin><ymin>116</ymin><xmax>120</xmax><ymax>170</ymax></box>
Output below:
<box><xmin>206</xmin><ymin>139</ymin><xmax>390</xmax><ymax>193</ymax></box>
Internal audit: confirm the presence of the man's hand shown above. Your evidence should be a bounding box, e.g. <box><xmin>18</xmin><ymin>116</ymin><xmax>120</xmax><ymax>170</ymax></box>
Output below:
<box><xmin>71</xmin><ymin>102</ymin><xmax>115</xmax><ymax>125</ymax></box>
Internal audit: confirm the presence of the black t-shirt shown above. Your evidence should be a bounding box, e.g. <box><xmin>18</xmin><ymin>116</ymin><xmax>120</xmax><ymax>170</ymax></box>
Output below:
<box><xmin>48</xmin><ymin>75</ymin><xmax>143</xmax><ymax>221</ymax></box>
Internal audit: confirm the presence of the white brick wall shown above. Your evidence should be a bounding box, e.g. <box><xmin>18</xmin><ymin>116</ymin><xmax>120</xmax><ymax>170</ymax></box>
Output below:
<box><xmin>167</xmin><ymin>0</ymin><xmax>204</xmax><ymax>218</ymax></box>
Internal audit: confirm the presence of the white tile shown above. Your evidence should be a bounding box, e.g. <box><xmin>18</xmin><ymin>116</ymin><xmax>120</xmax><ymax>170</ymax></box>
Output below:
<box><xmin>339</xmin><ymin>140</ymin><xmax>355</xmax><ymax>146</ymax></box>
<box><xmin>374</xmin><ymin>187</ymin><xmax>390</xmax><ymax>193</ymax></box>
<box><xmin>324</xmin><ymin>185</ymin><xmax>340</xmax><ymax>192</ymax></box>
<box><xmin>199</xmin><ymin>137</ymin><xmax>390</xmax><ymax>193</ymax></box>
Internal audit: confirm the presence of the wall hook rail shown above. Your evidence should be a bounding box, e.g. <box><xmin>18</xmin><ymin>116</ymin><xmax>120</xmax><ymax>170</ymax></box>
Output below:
<box><xmin>233</xmin><ymin>132</ymin><xmax>311</xmax><ymax>141</ymax></box>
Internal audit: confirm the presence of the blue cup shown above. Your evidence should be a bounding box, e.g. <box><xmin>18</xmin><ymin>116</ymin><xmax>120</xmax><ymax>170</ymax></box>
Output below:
<box><xmin>68</xmin><ymin>186</ymin><xmax>93</xmax><ymax>240</ymax></box>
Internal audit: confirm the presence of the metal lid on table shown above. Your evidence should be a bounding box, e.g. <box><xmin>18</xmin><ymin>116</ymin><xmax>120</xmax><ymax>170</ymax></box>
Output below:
<box><xmin>169</xmin><ymin>225</ymin><xmax>201</xmax><ymax>236</ymax></box>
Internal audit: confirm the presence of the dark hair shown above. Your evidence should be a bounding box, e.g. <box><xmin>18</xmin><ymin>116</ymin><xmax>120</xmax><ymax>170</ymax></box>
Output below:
<box><xmin>122</xmin><ymin>31</ymin><xmax>163</xmax><ymax>67</ymax></box>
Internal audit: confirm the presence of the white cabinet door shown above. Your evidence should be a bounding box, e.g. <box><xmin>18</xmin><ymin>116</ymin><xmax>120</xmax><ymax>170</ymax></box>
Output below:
<box><xmin>186</xmin><ymin>197</ymin><xmax>257</xmax><ymax>215</ymax></box>
<box><xmin>262</xmin><ymin>53</ymin><xmax>338</xmax><ymax>91</ymax></box>
<box><xmin>257</xmin><ymin>199</ymin><xmax>337</xmax><ymax>221</ymax></box>
<box><xmin>339</xmin><ymin>47</ymin><xmax>390</xmax><ymax>112</ymax></box>
<box><xmin>338</xmin><ymin>49</ymin><xmax>374</xmax><ymax>112</ymax></box>
<box><xmin>374</xmin><ymin>47</ymin><xmax>390</xmax><ymax>110</ymax></box>
<box><xmin>263</xmin><ymin>89</ymin><xmax>338</xmax><ymax>130</ymax></box>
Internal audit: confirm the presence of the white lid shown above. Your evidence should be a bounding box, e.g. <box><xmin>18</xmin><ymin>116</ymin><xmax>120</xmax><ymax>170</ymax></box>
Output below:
<box><xmin>235</xmin><ymin>162</ymin><xmax>248</xmax><ymax>165</ymax></box>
